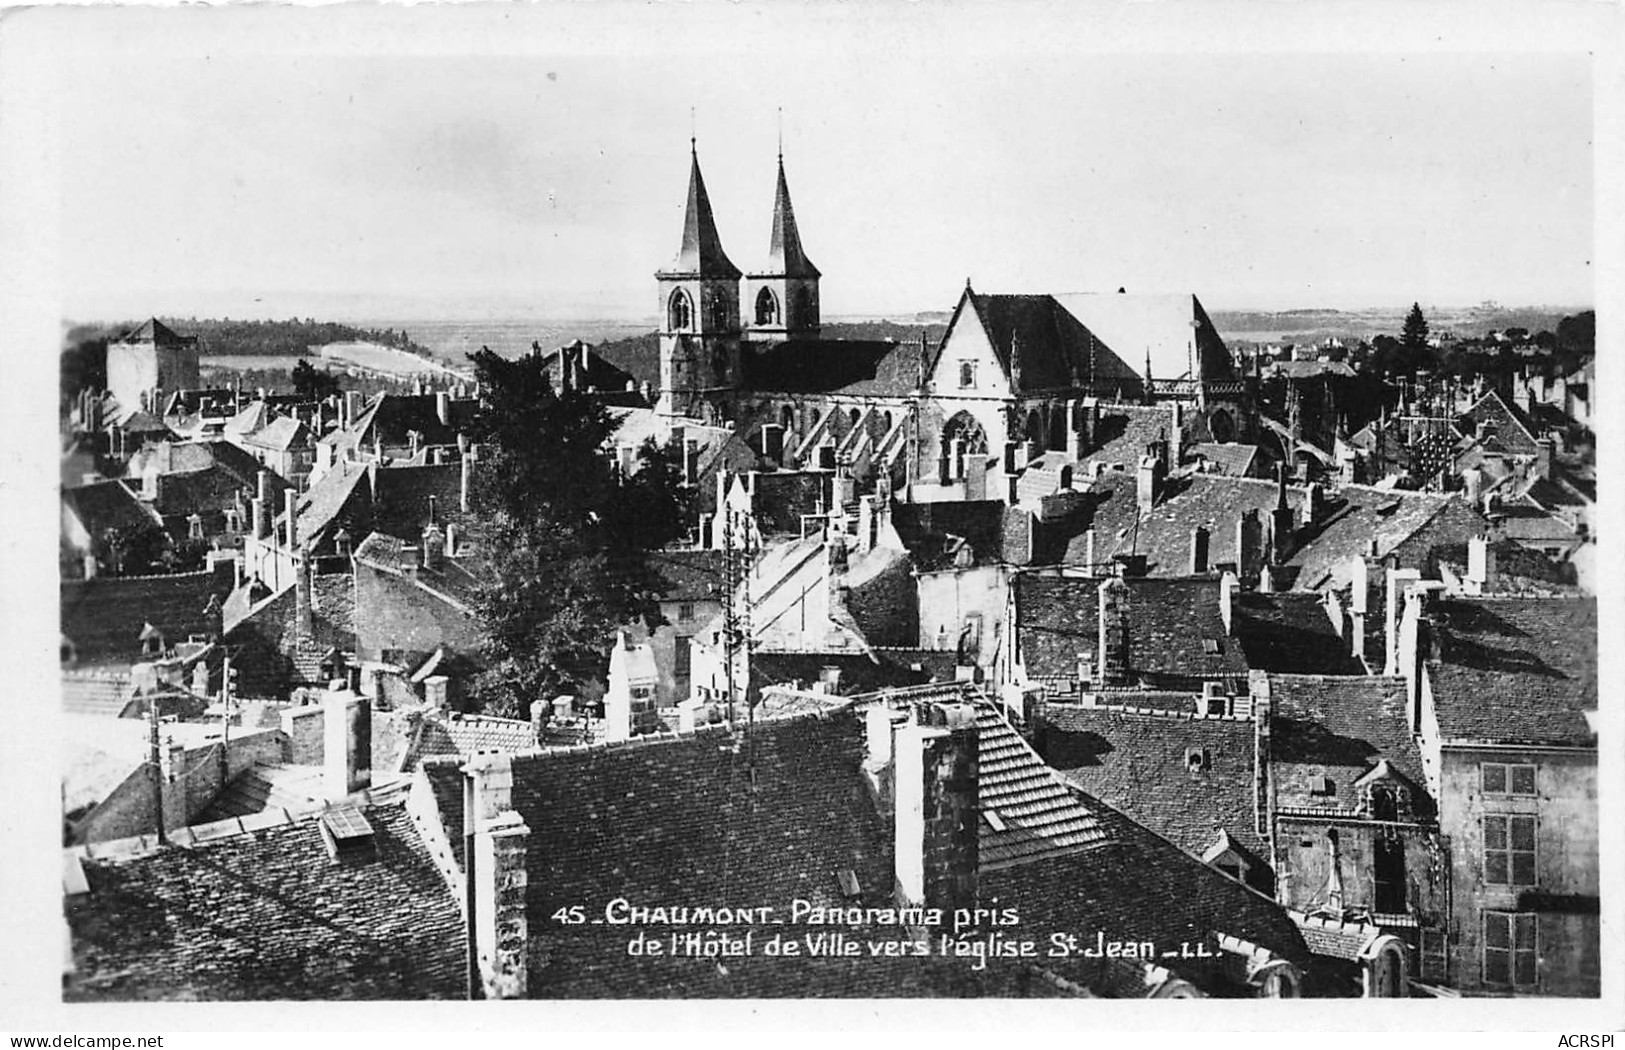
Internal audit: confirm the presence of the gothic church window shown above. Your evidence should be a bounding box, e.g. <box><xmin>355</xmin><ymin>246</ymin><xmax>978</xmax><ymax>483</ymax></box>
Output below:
<box><xmin>668</xmin><ymin>290</ymin><xmax>692</xmax><ymax>332</ymax></box>
<box><xmin>755</xmin><ymin>288</ymin><xmax>780</xmax><ymax>326</ymax></box>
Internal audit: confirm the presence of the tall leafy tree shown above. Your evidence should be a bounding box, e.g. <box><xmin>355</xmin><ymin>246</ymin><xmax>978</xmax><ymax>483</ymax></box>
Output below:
<box><xmin>463</xmin><ymin>348</ymin><xmax>690</xmax><ymax>719</ymax></box>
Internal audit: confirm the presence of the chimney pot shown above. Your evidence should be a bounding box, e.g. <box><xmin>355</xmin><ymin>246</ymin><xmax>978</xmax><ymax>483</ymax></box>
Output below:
<box><xmin>322</xmin><ymin>690</ymin><xmax>371</xmax><ymax>801</ymax></box>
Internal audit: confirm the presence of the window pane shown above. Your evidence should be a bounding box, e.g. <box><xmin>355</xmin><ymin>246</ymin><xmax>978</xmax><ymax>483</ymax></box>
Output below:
<box><xmin>1484</xmin><ymin>816</ymin><xmax>1507</xmax><ymax>849</ymax></box>
<box><xmin>1484</xmin><ymin>914</ymin><xmax>1510</xmax><ymax>948</ymax></box>
<box><xmin>1512</xmin><ymin>851</ymin><xmax>1536</xmax><ymax>886</ymax></box>
<box><xmin>1514</xmin><ymin>914</ymin><xmax>1537</xmax><ymax>942</ymax></box>
<box><xmin>1514</xmin><ymin>949</ymin><xmax>1537</xmax><ymax>986</ymax></box>
<box><xmin>1484</xmin><ymin>948</ymin><xmax>1509</xmax><ymax>985</ymax></box>
<box><xmin>1511</xmin><ymin>766</ymin><xmax>1536</xmax><ymax>795</ymax></box>
<box><xmin>1511</xmin><ymin>816</ymin><xmax>1536</xmax><ymax>851</ymax></box>
<box><xmin>1485</xmin><ymin>853</ymin><xmax>1508</xmax><ymax>884</ymax></box>
<box><xmin>1482</xmin><ymin>764</ymin><xmax>1507</xmax><ymax>793</ymax></box>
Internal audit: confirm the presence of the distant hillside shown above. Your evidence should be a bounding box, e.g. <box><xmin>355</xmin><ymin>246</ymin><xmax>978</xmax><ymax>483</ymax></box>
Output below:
<box><xmin>64</xmin><ymin>316</ymin><xmax>437</xmax><ymax>360</ymax></box>
<box><xmin>1210</xmin><ymin>305</ymin><xmax>1583</xmax><ymax>345</ymax></box>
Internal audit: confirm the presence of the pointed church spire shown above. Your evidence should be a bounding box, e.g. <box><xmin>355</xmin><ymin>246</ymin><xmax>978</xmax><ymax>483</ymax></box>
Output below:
<box><xmin>660</xmin><ymin>141</ymin><xmax>740</xmax><ymax>279</ymax></box>
<box><xmin>765</xmin><ymin>153</ymin><xmax>820</xmax><ymax>278</ymax></box>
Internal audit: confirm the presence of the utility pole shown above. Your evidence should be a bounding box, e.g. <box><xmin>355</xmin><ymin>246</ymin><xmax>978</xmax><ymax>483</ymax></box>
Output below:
<box><xmin>148</xmin><ymin>696</ymin><xmax>167</xmax><ymax>846</ymax></box>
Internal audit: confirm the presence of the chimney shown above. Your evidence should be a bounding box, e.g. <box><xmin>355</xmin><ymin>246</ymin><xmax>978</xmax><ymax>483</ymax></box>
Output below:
<box><xmin>1065</xmin><ymin>399</ymin><xmax>1084</xmax><ymax>459</ymax></box>
<box><xmin>461</xmin><ymin>447</ymin><xmax>478</xmax><ymax>514</ymax></box>
<box><xmin>257</xmin><ymin>469</ymin><xmax>273</xmax><ymax>507</ymax></box>
<box><xmin>1466</xmin><ymin>536</ymin><xmax>1496</xmax><ymax>595</ymax></box>
<box><xmin>1349</xmin><ymin>553</ymin><xmax>1369</xmax><ymax>659</ymax></box>
<box><xmin>1097</xmin><ymin>576</ymin><xmax>1130</xmax><ymax>686</ymax></box>
<box><xmin>251</xmin><ymin>497</ymin><xmax>268</xmax><ymax>541</ymax></box>
<box><xmin>295</xmin><ymin>557</ymin><xmax>314</xmax><ymax>640</ymax></box>
<box><xmin>530</xmin><ymin>698</ymin><xmax>550</xmax><ymax>746</ymax></box>
<box><xmin>322</xmin><ymin>689</ymin><xmax>371</xmax><ymax>801</ymax></box>
<box><xmin>284</xmin><ymin>489</ymin><xmax>299</xmax><ymax>551</ymax></box>
<box><xmin>422</xmin><ymin>522</ymin><xmax>445</xmax><ymax>572</ymax></box>
<box><xmin>424</xmin><ymin>675</ymin><xmax>449</xmax><ymax>710</ymax></box>
<box><xmin>893</xmin><ymin>703</ymin><xmax>979</xmax><ymax>914</ymax></box>
<box><xmin>1258</xmin><ymin>562</ymin><xmax>1276</xmax><ymax>594</ymax></box>
<box><xmin>865</xmin><ymin>703</ymin><xmax>912</xmax><ymax>773</ymax></box>
<box><xmin>1084</xmin><ymin>528</ymin><xmax>1097</xmax><ymax>572</ymax></box>
<box><xmin>1219</xmin><ymin>571</ymin><xmax>1238</xmax><ymax>634</ymax></box>
<box><xmin>445</xmin><ymin>522</ymin><xmax>459</xmax><ymax>558</ymax></box>
<box><xmin>1395</xmin><ymin>586</ymin><xmax>1434</xmax><ymax>732</ymax></box>
<box><xmin>857</xmin><ymin>496</ymin><xmax>877</xmax><ymax>553</ymax></box>
<box><xmin>345</xmin><ymin>390</ymin><xmax>361</xmax><ymax>426</ymax></box>
<box><xmin>1236</xmin><ymin>509</ymin><xmax>1263</xmax><ymax>584</ymax></box>
<box><xmin>1190</xmin><ymin>525</ymin><xmax>1211</xmax><ymax>575</ymax></box>
<box><xmin>1270</xmin><ymin>466</ymin><xmax>1295</xmax><ymax>564</ymax></box>
<box><xmin>1251</xmin><ymin>671</ymin><xmax>1272</xmax><ymax>840</ymax></box>
<box><xmin>1383</xmin><ymin>568</ymin><xmax>1422</xmax><ymax>675</ymax></box>
<box><xmin>436</xmin><ymin>391</ymin><xmax>451</xmax><ymax>427</ymax></box>
<box><xmin>1300</xmin><ymin>483</ymin><xmax>1324</xmax><ymax>529</ymax></box>
<box><xmin>1533</xmin><ymin>438</ymin><xmax>1553</xmax><ymax>481</ymax></box>
<box><xmin>1462</xmin><ymin>466</ymin><xmax>1484</xmax><ymax>506</ymax></box>
<box><xmin>1136</xmin><ymin>453</ymin><xmax>1163</xmax><ymax>515</ymax></box>
<box><xmin>1167</xmin><ymin>403</ymin><xmax>1183</xmax><ymax>469</ymax></box>
<box><xmin>683</xmin><ymin>439</ymin><xmax>699</xmax><ymax>487</ymax></box>
<box><xmin>431</xmin><ymin>447</ymin><xmax>445</xmax><ymax>466</ymax></box>
<box><xmin>461</xmin><ymin>753</ymin><xmax>530</xmax><ymax>1000</ymax></box>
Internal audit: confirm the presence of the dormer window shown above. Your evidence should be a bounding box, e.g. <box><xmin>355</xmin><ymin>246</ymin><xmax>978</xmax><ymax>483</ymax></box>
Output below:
<box><xmin>187</xmin><ymin>514</ymin><xmax>204</xmax><ymax>540</ymax></box>
<box><xmin>1185</xmin><ymin>747</ymin><xmax>1211</xmax><ymax>774</ymax></box>
<box><xmin>223</xmin><ymin>508</ymin><xmax>242</xmax><ymax>534</ymax></box>
<box><xmin>139</xmin><ymin>622</ymin><xmax>165</xmax><ymax>657</ymax></box>
<box><xmin>1311</xmin><ymin>775</ymin><xmax>1337</xmax><ymax>797</ymax></box>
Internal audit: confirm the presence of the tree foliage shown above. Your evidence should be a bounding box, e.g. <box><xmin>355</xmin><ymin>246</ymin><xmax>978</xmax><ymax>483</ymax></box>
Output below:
<box><xmin>291</xmin><ymin>358</ymin><xmax>342</xmax><ymax>401</ymax></box>
<box><xmin>463</xmin><ymin>348</ymin><xmax>690</xmax><ymax>719</ymax></box>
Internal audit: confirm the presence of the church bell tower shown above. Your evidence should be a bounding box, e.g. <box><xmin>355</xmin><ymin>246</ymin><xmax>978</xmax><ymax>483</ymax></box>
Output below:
<box><xmin>656</xmin><ymin>140</ymin><xmax>742</xmax><ymax>418</ymax></box>
<box><xmin>744</xmin><ymin>151</ymin><xmax>820</xmax><ymax>342</ymax></box>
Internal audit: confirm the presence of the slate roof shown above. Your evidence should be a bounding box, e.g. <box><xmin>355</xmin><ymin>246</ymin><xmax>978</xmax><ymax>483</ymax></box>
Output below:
<box><xmin>1037</xmin><ymin>704</ymin><xmax>1266</xmax><ymax>861</ymax></box>
<box><xmin>128</xmin><ymin>440</ymin><xmax>280</xmax><ymax>490</ymax></box>
<box><xmin>955</xmin><ymin>293</ymin><xmax>1143</xmax><ymax>395</ymax></box>
<box><xmin>1083</xmin><ymin>403</ymin><xmax>1180</xmax><ymax>471</ymax></box>
<box><xmin>749</xmin><ymin>650</ymin><xmax>960</xmax><ymax>697</ymax></box>
<box><xmin>63</xmin><ymin>803</ymin><xmax>465</xmax><ymax>1001</ymax></box>
<box><xmin>751</xmin><ymin>470</ymin><xmax>829</xmax><ymax>538</ymax></box>
<box><xmin>114</xmin><ymin>317</ymin><xmax>196</xmax><ymax>347</ymax></box>
<box><xmin>537</xmin><ymin>341</ymin><xmax>641</xmax><ymax>398</ymax></box>
<box><xmin>353</xmin><ymin>532</ymin><xmax>484</xmax><ymax>610</ymax></box>
<box><xmin>1266</xmin><ymin>675</ymin><xmax>1432</xmax><ymax>815</ymax></box>
<box><xmin>741</xmin><ymin>338</ymin><xmax>921</xmax><ymax>397</ymax></box>
<box><xmin>369</xmin><ymin>464</ymin><xmax>469</xmax><ymax>543</ymax></box>
<box><xmin>224</xmin><ymin>401</ymin><xmax>273</xmax><ymax>436</ymax></box>
<box><xmin>751</xmin><ymin>156</ymin><xmax>820</xmax><ymax>278</ymax></box>
<box><xmin>1014</xmin><ymin>575</ymin><xmax>1249</xmax><ymax>683</ymax></box>
<box><xmin>1233</xmin><ymin>592</ymin><xmax>1364</xmax><ymax>676</ymax></box>
<box><xmin>283</xmin><ymin>459</ymin><xmax>373</xmax><ymax>551</ymax></box>
<box><xmin>1426</xmin><ymin>596</ymin><xmax>1597</xmax><ymax>745</ymax></box>
<box><xmin>220</xmin><ymin>574</ymin><xmax>355</xmax><ymax>700</ymax></box>
<box><xmin>658</xmin><ymin>146</ymin><xmax>740</xmax><ymax>280</ymax></box>
<box><xmin>61</xmin><ymin>570</ymin><xmax>231</xmax><ymax>668</ymax></box>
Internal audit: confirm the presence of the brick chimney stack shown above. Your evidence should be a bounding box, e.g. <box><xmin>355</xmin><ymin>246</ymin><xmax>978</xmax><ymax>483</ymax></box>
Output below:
<box><xmin>322</xmin><ymin>689</ymin><xmax>371</xmax><ymax>801</ymax></box>
<box><xmin>893</xmin><ymin>702</ymin><xmax>979</xmax><ymax>914</ymax></box>
<box><xmin>1349</xmin><ymin>554</ymin><xmax>1369</xmax><ymax>659</ymax></box>
<box><xmin>1219</xmin><ymin>571</ymin><xmax>1239</xmax><ymax>634</ymax></box>
<box><xmin>1236</xmin><ymin>508</ymin><xmax>1263</xmax><ymax>586</ymax></box>
<box><xmin>436</xmin><ymin>391</ymin><xmax>451</xmax><ymax>428</ymax></box>
<box><xmin>461</xmin><ymin>446</ymin><xmax>478</xmax><ymax>514</ymax></box>
<box><xmin>1190</xmin><ymin>525</ymin><xmax>1211</xmax><ymax>575</ymax></box>
<box><xmin>461</xmin><ymin>752</ymin><xmax>530</xmax><ymax>1000</ymax></box>
<box><xmin>1136</xmin><ymin>451</ymin><xmax>1164</xmax><ymax>516</ymax></box>
<box><xmin>1097</xmin><ymin>576</ymin><xmax>1130</xmax><ymax>686</ymax></box>
<box><xmin>284</xmin><ymin>489</ymin><xmax>300</xmax><ymax>551</ymax></box>
<box><xmin>1466</xmin><ymin>536</ymin><xmax>1496</xmax><ymax>595</ymax></box>
<box><xmin>1383</xmin><ymin>568</ymin><xmax>1422</xmax><ymax>675</ymax></box>
<box><xmin>1270</xmin><ymin>465</ymin><xmax>1295</xmax><ymax>564</ymax></box>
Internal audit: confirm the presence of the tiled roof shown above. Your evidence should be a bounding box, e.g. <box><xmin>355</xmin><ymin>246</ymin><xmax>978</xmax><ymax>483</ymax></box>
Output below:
<box><xmin>225</xmin><ymin>401</ymin><xmax>273</xmax><ymax>436</ymax></box>
<box><xmin>220</xmin><ymin>575</ymin><xmax>355</xmax><ymax>700</ymax></box>
<box><xmin>285</xmin><ymin>459</ymin><xmax>373</xmax><ymax>550</ymax></box>
<box><xmin>741</xmin><ymin>339</ymin><xmax>921</xmax><ymax>397</ymax></box>
<box><xmin>1290</xmin><ymin>911</ymin><xmax>1380</xmax><ymax>961</ymax></box>
<box><xmin>61</xmin><ymin>570</ymin><xmax>230</xmax><ymax>668</ymax></box>
<box><xmin>1426</xmin><ymin>596</ymin><xmax>1596</xmax><ymax>745</ymax></box>
<box><xmin>410</xmin><ymin>713</ymin><xmax>538</xmax><ymax>763</ymax></box>
<box><xmin>1233</xmin><ymin>592</ymin><xmax>1363</xmax><ymax>676</ymax></box>
<box><xmin>64</xmin><ymin>803</ymin><xmax>465</xmax><ymax>1001</ymax></box>
<box><xmin>538</xmin><ymin>341</ymin><xmax>639</xmax><ymax>395</ymax></box>
<box><xmin>891</xmin><ymin>500</ymin><xmax>1024</xmax><ymax>571</ymax></box>
<box><xmin>1083</xmin><ymin>403</ymin><xmax>1180</xmax><ymax>472</ymax></box>
<box><xmin>649</xmin><ymin>548</ymin><xmax>728</xmax><ymax>601</ymax></box>
<box><xmin>963</xmin><ymin>694</ymin><xmax>1111</xmax><ymax>869</ymax></box>
<box><xmin>240</xmin><ymin>415</ymin><xmax>311</xmax><ymax>452</ymax></box>
<box><xmin>199</xmin><ymin>761</ymin><xmax>326</xmax><ymax>821</ymax></box>
<box><xmin>1037</xmin><ymin>704</ymin><xmax>1265</xmax><ymax>861</ymax></box>
<box><xmin>1458</xmin><ymin>390</ymin><xmax>1540</xmax><ymax>456</ymax></box>
<box><xmin>370</xmin><ymin>464</ymin><xmax>471</xmax><ymax>543</ymax></box>
<box><xmin>1050</xmin><ymin>292</ymin><xmax>1236</xmax><ymax>384</ymax></box>
<box><xmin>980</xmin><ymin>791</ymin><xmax>1311</xmax><ymax>997</ymax></box>
<box><xmin>1267</xmin><ymin>675</ymin><xmax>1432</xmax><ymax>814</ymax></box>
<box><xmin>353</xmin><ymin>532</ymin><xmax>484</xmax><ymax>610</ymax></box>
<box><xmin>1014</xmin><ymin>575</ymin><xmax>1249</xmax><ymax>683</ymax></box>
<box><xmin>960</xmin><ymin>293</ymin><xmax>1143</xmax><ymax>395</ymax></box>
<box><xmin>421</xmin><ymin>709</ymin><xmax>1023</xmax><ymax>997</ymax></box>
<box><xmin>62</xmin><ymin>480</ymin><xmax>164</xmax><ymax>542</ymax></box>
<box><xmin>61</xmin><ymin>671</ymin><xmax>136</xmax><ymax>717</ymax></box>
<box><xmin>1190</xmin><ymin>442</ymin><xmax>1261</xmax><ymax>478</ymax></box>
<box><xmin>1090</xmin><ymin>475</ymin><xmax>1485</xmax><ymax>591</ymax></box>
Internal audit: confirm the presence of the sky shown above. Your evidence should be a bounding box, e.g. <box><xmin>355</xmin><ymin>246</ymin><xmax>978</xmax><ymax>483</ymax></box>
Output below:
<box><xmin>32</xmin><ymin>4</ymin><xmax>1603</xmax><ymax>323</ymax></box>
